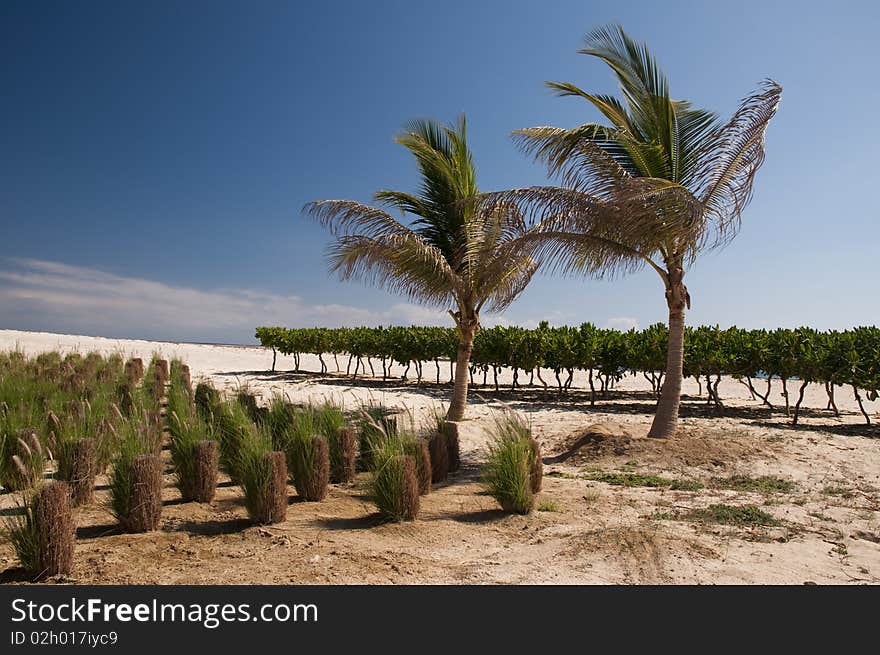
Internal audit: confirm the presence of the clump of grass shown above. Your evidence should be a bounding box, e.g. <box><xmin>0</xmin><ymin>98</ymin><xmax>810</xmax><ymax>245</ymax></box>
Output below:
<box><xmin>235</xmin><ymin>385</ymin><xmax>262</xmax><ymax>423</ymax></box>
<box><xmin>55</xmin><ymin>437</ymin><xmax>96</xmax><ymax>506</ymax></box>
<box><xmin>712</xmin><ymin>474</ymin><xmax>795</xmax><ymax>493</ymax></box>
<box><xmin>2</xmin><ymin>481</ymin><xmax>75</xmax><ymax>579</ymax></box>
<box><xmin>285</xmin><ymin>406</ymin><xmax>330</xmax><ymax>501</ymax></box>
<box><xmin>583</xmin><ymin>471</ymin><xmax>703</xmax><ymax>491</ymax></box>
<box><xmin>536</xmin><ymin>498</ymin><xmax>562</xmax><ymax>512</ymax></box>
<box><xmin>1</xmin><ymin>428</ymin><xmax>47</xmax><ymax>491</ymax></box>
<box><xmin>212</xmin><ymin>399</ymin><xmax>257</xmax><ymax>483</ymax></box>
<box><xmin>194</xmin><ymin>381</ymin><xmax>221</xmax><ymax>421</ymax></box>
<box><xmin>143</xmin><ymin>356</ymin><xmax>168</xmax><ymax>403</ymax></box>
<box><xmin>357</xmin><ymin>402</ymin><xmax>398</xmax><ymax>470</ymax></box>
<box><xmin>370</xmin><ymin>439</ymin><xmax>419</xmax><ymax>521</ymax></box>
<box><xmin>654</xmin><ymin>503</ymin><xmax>781</xmax><ymax>527</ymax></box>
<box><xmin>312</xmin><ymin>401</ymin><xmax>353</xmax><ymax>485</ymax></box>
<box><xmin>483</xmin><ymin>412</ymin><xmax>535</xmax><ymax>514</ymax></box>
<box><xmin>822</xmin><ymin>485</ymin><xmax>855</xmax><ymax>499</ymax></box>
<box><xmin>170</xmin><ymin>359</ymin><xmax>192</xmax><ymax>393</ymax></box>
<box><xmin>3</xmin><ymin>495</ymin><xmax>40</xmax><ymax>575</ymax></box>
<box><xmin>263</xmin><ymin>394</ymin><xmax>295</xmax><ymax>451</ymax></box>
<box><xmin>687</xmin><ymin>504</ymin><xmax>781</xmax><ymax>526</ymax></box>
<box><xmin>238</xmin><ymin>429</ymin><xmax>287</xmax><ymax>524</ymax></box>
<box><xmin>109</xmin><ymin>419</ymin><xmax>163</xmax><ymax>532</ymax></box>
<box><xmin>166</xmin><ymin>368</ymin><xmax>218</xmax><ymax>502</ymax></box>
<box><xmin>168</xmin><ymin>411</ymin><xmax>215</xmax><ymax>503</ymax></box>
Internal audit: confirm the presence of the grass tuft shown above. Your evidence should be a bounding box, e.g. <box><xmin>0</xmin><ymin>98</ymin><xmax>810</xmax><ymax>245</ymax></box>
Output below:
<box><xmin>552</xmin><ymin>470</ymin><xmax>703</xmax><ymax>491</ymax></box>
<box><xmin>370</xmin><ymin>441</ymin><xmax>419</xmax><ymax>522</ymax></box>
<box><xmin>712</xmin><ymin>474</ymin><xmax>795</xmax><ymax>493</ymax></box>
<box><xmin>536</xmin><ymin>498</ymin><xmax>562</xmax><ymax>512</ymax></box>
<box><xmin>655</xmin><ymin>503</ymin><xmax>781</xmax><ymax>527</ymax></box>
<box><xmin>483</xmin><ymin>412</ymin><xmax>534</xmax><ymax>514</ymax></box>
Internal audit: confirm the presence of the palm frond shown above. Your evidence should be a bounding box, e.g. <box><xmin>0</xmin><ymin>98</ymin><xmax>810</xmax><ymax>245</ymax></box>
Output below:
<box><xmin>374</xmin><ymin>190</ymin><xmax>431</xmax><ymax>217</ymax></box>
<box><xmin>514</xmin><ymin>125</ymin><xmax>635</xmax><ymax>192</ymax></box>
<box><xmin>690</xmin><ymin>80</ymin><xmax>782</xmax><ymax>249</ymax></box>
<box><xmin>545</xmin><ymin>82</ymin><xmax>636</xmax><ymax>133</ymax></box>
<box><xmin>308</xmin><ymin>115</ymin><xmax>547</xmax><ymax>324</ymax></box>
<box><xmin>579</xmin><ymin>24</ymin><xmax>670</xmax><ymax>146</ymax></box>
<box><xmin>326</xmin><ymin>234</ymin><xmax>457</xmax><ymax>308</ymax></box>
<box><xmin>303</xmin><ymin>200</ymin><xmax>414</xmax><ymax>239</ymax></box>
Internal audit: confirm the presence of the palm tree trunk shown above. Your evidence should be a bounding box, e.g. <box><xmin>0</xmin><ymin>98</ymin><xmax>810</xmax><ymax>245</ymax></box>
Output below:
<box><xmin>648</xmin><ymin>266</ymin><xmax>689</xmax><ymax>439</ymax></box>
<box><xmin>447</xmin><ymin>326</ymin><xmax>476</xmax><ymax>421</ymax></box>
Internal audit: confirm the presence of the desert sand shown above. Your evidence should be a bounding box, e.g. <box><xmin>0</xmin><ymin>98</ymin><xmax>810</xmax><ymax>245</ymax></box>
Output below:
<box><xmin>1</xmin><ymin>328</ymin><xmax>878</xmax><ymax>584</ymax></box>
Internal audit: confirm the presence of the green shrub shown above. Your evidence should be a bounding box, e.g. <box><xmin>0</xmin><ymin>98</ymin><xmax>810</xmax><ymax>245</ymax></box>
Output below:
<box><xmin>285</xmin><ymin>406</ymin><xmax>330</xmax><ymax>501</ymax></box>
<box><xmin>357</xmin><ymin>403</ymin><xmax>397</xmax><ymax>470</ymax></box>
<box><xmin>4</xmin><ymin>482</ymin><xmax>76</xmax><ymax>578</ymax></box>
<box><xmin>238</xmin><ymin>429</ymin><xmax>287</xmax><ymax>524</ymax></box>
<box><xmin>194</xmin><ymin>382</ymin><xmax>221</xmax><ymax>422</ymax></box>
<box><xmin>370</xmin><ymin>440</ymin><xmax>419</xmax><ymax>521</ymax></box>
<box><xmin>2</xmin><ymin>493</ymin><xmax>40</xmax><ymax>574</ymax></box>
<box><xmin>108</xmin><ymin>418</ymin><xmax>162</xmax><ymax>529</ymax></box>
<box><xmin>212</xmin><ymin>399</ymin><xmax>257</xmax><ymax>482</ymax></box>
<box><xmin>483</xmin><ymin>412</ymin><xmax>535</xmax><ymax>514</ymax></box>
<box><xmin>263</xmin><ymin>394</ymin><xmax>295</xmax><ymax>452</ymax></box>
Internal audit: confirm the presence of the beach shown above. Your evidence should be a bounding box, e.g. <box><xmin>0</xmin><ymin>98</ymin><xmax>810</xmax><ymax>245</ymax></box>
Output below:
<box><xmin>1</xmin><ymin>328</ymin><xmax>878</xmax><ymax>584</ymax></box>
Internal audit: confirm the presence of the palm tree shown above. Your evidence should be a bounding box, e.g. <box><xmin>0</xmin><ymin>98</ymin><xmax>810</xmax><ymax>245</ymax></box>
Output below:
<box><xmin>490</xmin><ymin>25</ymin><xmax>781</xmax><ymax>438</ymax></box>
<box><xmin>305</xmin><ymin>116</ymin><xmax>539</xmax><ymax>421</ymax></box>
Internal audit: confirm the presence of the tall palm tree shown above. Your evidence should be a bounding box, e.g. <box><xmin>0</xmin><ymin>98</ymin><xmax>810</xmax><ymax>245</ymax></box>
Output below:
<box><xmin>490</xmin><ymin>25</ymin><xmax>781</xmax><ymax>438</ymax></box>
<box><xmin>305</xmin><ymin>116</ymin><xmax>539</xmax><ymax>421</ymax></box>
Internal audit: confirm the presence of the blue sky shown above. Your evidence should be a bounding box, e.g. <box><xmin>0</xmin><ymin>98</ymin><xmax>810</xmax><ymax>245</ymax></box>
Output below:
<box><xmin>1</xmin><ymin>0</ymin><xmax>877</xmax><ymax>343</ymax></box>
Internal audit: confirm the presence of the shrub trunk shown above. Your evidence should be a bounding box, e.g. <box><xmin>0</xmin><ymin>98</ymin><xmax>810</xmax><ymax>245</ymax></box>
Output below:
<box><xmin>59</xmin><ymin>438</ymin><xmax>97</xmax><ymax>506</ymax></box>
<box><xmin>330</xmin><ymin>427</ymin><xmax>356</xmax><ymax>484</ymax></box>
<box><xmin>296</xmin><ymin>436</ymin><xmax>329</xmax><ymax>501</ymax></box>
<box><xmin>251</xmin><ymin>451</ymin><xmax>287</xmax><ymax>525</ymax></box>
<box><xmin>192</xmin><ymin>440</ymin><xmax>218</xmax><ymax>503</ymax></box>
<box><xmin>35</xmin><ymin>481</ymin><xmax>75</xmax><ymax>578</ymax></box>
<box><xmin>180</xmin><ymin>364</ymin><xmax>192</xmax><ymax>392</ymax></box>
<box><xmin>428</xmin><ymin>431</ymin><xmax>448</xmax><ymax>483</ymax></box>
<box><xmin>414</xmin><ymin>440</ymin><xmax>432</xmax><ymax>495</ymax></box>
<box><xmin>528</xmin><ymin>437</ymin><xmax>543</xmax><ymax>493</ymax></box>
<box><xmin>443</xmin><ymin>421</ymin><xmax>461</xmax><ymax>473</ymax></box>
<box><xmin>121</xmin><ymin>454</ymin><xmax>163</xmax><ymax>533</ymax></box>
<box><xmin>400</xmin><ymin>455</ymin><xmax>420</xmax><ymax>520</ymax></box>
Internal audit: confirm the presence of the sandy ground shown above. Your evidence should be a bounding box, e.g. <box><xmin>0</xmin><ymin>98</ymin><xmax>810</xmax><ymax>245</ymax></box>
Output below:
<box><xmin>1</xmin><ymin>328</ymin><xmax>879</xmax><ymax>585</ymax></box>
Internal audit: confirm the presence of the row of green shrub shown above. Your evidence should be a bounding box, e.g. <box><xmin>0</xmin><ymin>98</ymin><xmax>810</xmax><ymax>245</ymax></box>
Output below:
<box><xmin>256</xmin><ymin>324</ymin><xmax>880</xmax><ymax>421</ymax></box>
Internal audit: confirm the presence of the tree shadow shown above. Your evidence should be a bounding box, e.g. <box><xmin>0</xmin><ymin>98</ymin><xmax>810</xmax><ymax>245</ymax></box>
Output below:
<box><xmin>748</xmin><ymin>420</ymin><xmax>880</xmax><ymax>439</ymax></box>
<box><xmin>0</xmin><ymin>505</ymin><xmax>25</xmax><ymax>517</ymax></box>
<box><xmin>205</xmin><ymin>368</ymin><xmax>874</xmax><ymax>436</ymax></box>
<box><xmin>450</xmin><ymin>508</ymin><xmax>509</xmax><ymax>524</ymax></box>
<box><xmin>312</xmin><ymin>513</ymin><xmax>387</xmax><ymax>531</ymax></box>
<box><xmin>168</xmin><ymin>517</ymin><xmax>252</xmax><ymax>536</ymax></box>
<box><xmin>76</xmin><ymin>523</ymin><xmax>121</xmax><ymax>539</ymax></box>
<box><xmin>0</xmin><ymin>567</ymin><xmax>35</xmax><ymax>583</ymax></box>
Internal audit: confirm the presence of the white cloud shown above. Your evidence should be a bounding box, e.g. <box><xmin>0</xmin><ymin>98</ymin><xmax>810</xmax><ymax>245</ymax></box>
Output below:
<box><xmin>0</xmin><ymin>258</ymin><xmax>451</xmax><ymax>343</ymax></box>
<box><xmin>604</xmin><ymin>316</ymin><xmax>639</xmax><ymax>331</ymax></box>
